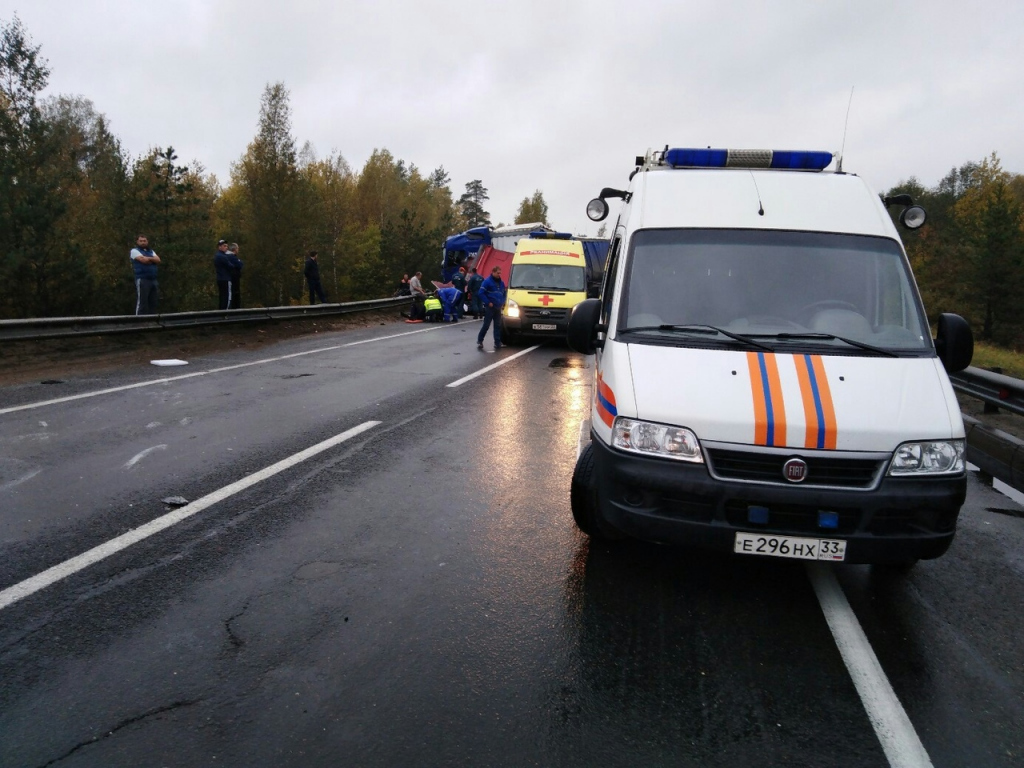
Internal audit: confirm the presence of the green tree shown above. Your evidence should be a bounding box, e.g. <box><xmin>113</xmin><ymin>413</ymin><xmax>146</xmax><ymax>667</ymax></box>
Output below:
<box><xmin>0</xmin><ymin>15</ymin><xmax>77</xmax><ymax>318</ymax></box>
<box><xmin>458</xmin><ymin>179</ymin><xmax>490</xmax><ymax>228</ymax></box>
<box><xmin>514</xmin><ymin>189</ymin><xmax>549</xmax><ymax>226</ymax></box>
<box><xmin>232</xmin><ymin>82</ymin><xmax>308</xmax><ymax>306</ymax></box>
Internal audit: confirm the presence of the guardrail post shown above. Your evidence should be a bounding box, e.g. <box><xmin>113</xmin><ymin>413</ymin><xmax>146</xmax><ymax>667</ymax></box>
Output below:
<box><xmin>984</xmin><ymin>367</ymin><xmax>1003</xmax><ymax>414</ymax></box>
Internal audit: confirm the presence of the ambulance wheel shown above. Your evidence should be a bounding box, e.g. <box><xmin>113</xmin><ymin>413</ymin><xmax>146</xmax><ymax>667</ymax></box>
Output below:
<box><xmin>571</xmin><ymin>444</ymin><xmax>622</xmax><ymax>540</ymax></box>
<box><xmin>504</xmin><ymin>330</ymin><xmax>520</xmax><ymax>346</ymax></box>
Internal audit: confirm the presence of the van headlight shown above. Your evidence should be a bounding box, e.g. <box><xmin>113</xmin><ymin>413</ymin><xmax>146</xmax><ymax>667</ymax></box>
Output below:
<box><xmin>506</xmin><ymin>299</ymin><xmax>520</xmax><ymax>318</ymax></box>
<box><xmin>887</xmin><ymin>440</ymin><xmax>965</xmax><ymax>475</ymax></box>
<box><xmin>612</xmin><ymin>417</ymin><xmax>704</xmax><ymax>463</ymax></box>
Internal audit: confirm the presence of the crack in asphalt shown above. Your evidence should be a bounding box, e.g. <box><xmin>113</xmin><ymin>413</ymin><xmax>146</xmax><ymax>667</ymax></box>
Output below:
<box><xmin>37</xmin><ymin>698</ymin><xmax>202</xmax><ymax>767</ymax></box>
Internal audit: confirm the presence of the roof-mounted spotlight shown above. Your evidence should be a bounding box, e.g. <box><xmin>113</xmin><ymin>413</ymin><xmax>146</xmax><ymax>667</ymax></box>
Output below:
<box><xmin>586</xmin><ymin>187</ymin><xmax>629</xmax><ymax>222</ymax></box>
<box><xmin>883</xmin><ymin>193</ymin><xmax>927</xmax><ymax>230</ymax></box>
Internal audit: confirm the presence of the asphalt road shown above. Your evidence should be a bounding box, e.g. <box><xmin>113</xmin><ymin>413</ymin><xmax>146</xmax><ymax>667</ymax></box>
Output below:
<box><xmin>1</xmin><ymin>318</ymin><xmax>1022</xmax><ymax>767</ymax></box>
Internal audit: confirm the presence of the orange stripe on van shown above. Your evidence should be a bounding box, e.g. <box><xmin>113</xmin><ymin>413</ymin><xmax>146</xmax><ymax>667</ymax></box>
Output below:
<box><xmin>810</xmin><ymin>356</ymin><xmax>838</xmax><ymax>449</ymax></box>
<box><xmin>794</xmin><ymin>356</ymin><xmax>820</xmax><ymax>449</ymax></box>
<box><xmin>746</xmin><ymin>352</ymin><xmax>768</xmax><ymax>445</ymax></box>
<box><xmin>763</xmin><ymin>353</ymin><xmax>787</xmax><ymax>447</ymax></box>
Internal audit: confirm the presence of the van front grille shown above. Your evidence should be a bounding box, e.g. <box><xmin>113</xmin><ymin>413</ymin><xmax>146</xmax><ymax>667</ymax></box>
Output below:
<box><xmin>706</xmin><ymin>448</ymin><xmax>884</xmax><ymax>489</ymax></box>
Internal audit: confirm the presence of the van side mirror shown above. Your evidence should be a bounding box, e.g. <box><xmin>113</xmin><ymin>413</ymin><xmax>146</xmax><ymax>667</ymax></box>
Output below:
<box><xmin>568</xmin><ymin>299</ymin><xmax>602</xmax><ymax>355</ymax></box>
<box><xmin>935</xmin><ymin>313</ymin><xmax>973</xmax><ymax>373</ymax></box>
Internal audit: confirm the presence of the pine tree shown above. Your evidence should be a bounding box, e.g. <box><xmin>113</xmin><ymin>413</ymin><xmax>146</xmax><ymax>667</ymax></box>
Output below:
<box><xmin>514</xmin><ymin>189</ymin><xmax>549</xmax><ymax>226</ymax></box>
<box><xmin>459</xmin><ymin>180</ymin><xmax>490</xmax><ymax>228</ymax></box>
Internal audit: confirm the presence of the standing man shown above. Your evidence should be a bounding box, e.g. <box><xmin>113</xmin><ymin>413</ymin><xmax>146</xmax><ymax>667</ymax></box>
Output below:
<box><xmin>466</xmin><ymin>267</ymin><xmax>484</xmax><ymax>319</ymax></box>
<box><xmin>228</xmin><ymin>243</ymin><xmax>243</xmax><ymax>309</ymax></box>
<box><xmin>130</xmin><ymin>234</ymin><xmax>161</xmax><ymax>315</ymax></box>
<box><xmin>408</xmin><ymin>271</ymin><xmax>427</xmax><ymax>321</ymax></box>
<box><xmin>451</xmin><ymin>266</ymin><xmax>467</xmax><ymax>319</ymax></box>
<box><xmin>305</xmin><ymin>250</ymin><xmax>328</xmax><ymax>304</ymax></box>
<box><xmin>476</xmin><ymin>266</ymin><xmax>507</xmax><ymax>351</ymax></box>
<box><xmin>214</xmin><ymin>239</ymin><xmax>243</xmax><ymax>310</ymax></box>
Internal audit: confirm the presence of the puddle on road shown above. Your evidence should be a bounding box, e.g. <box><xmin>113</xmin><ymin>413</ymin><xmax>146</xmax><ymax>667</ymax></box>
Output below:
<box><xmin>549</xmin><ymin>358</ymin><xmax>587</xmax><ymax>369</ymax></box>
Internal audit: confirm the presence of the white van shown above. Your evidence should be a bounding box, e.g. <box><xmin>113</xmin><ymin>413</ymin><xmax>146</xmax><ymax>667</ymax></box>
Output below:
<box><xmin>568</xmin><ymin>147</ymin><xmax>974</xmax><ymax>566</ymax></box>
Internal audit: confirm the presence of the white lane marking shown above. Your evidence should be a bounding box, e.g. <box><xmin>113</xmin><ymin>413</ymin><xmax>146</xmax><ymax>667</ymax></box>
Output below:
<box><xmin>342</xmin><ymin>324</ymin><xmax>451</xmax><ymax>346</ymax></box>
<box><xmin>446</xmin><ymin>346</ymin><xmax>541</xmax><ymax>388</ymax></box>
<box><xmin>0</xmin><ymin>420</ymin><xmax>381</xmax><ymax>611</ymax></box>
<box><xmin>125</xmin><ymin>444</ymin><xmax>168</xmax><ymax>468</ymax></box>
<box><xmin>0</xmin><ymin>325</ymin><xmax>459</xmax><ymax>416</ymax></box>
<box><xmin>0</xmin><ymin>467</ymin><xmax>42</xmax><ymax>492</ymax></box>
<box><xmin>807</xmin><ymin>564</ymin><xmax>933</xmax><ymax>768</ymax></box>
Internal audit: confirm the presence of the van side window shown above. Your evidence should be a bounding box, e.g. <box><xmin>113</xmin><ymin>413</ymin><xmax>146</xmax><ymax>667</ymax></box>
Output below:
<box><xmin>600</xmin><ymin>235</ymin><xmax>621</xmax><ymax>326</ymax></box>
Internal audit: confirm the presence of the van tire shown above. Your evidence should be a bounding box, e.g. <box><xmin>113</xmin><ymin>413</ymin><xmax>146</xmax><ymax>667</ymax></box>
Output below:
<box><xmin>571</xmin><ymin>444</ymin><xmax>622</xmax><ymax>540</ymax></box>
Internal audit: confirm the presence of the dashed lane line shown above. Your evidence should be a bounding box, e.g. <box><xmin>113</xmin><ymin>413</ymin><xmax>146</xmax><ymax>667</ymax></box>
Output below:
<box><xmin>807</xmin><ymin>563</ymin><xmax>933</xmax><ymax>768</ymax></box>
<box><xmin>446</xmin><ymin>346</ymin><xmax>541</xmax><ymax>388</ymax></box>
<box><xmin>0</xmin><ymin>324</ymin><xmax>454</xmax><ymax>416</ymax></box>
<box><xmin>0</xmin><ymin>420</ymin><xmax>381</xmax><ymax>611</ymax></box>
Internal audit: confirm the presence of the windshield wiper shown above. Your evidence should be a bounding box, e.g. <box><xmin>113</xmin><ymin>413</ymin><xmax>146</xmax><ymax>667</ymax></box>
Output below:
<box><xmin>757</xmin><ymin>332</ymin><xmax>899</xmax><ymax>358</ymax></box>
<box><xmin>619</xmin><ymin>324</ymin><xmax>774</xmax><ymax>351</ymax></box>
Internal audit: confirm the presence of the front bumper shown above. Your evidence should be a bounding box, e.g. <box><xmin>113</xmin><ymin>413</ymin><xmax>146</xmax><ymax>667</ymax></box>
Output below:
<box><xmin>590</xmin><ymin>437</ymin><xmax>966</xmax><ymax>564</ymax></box>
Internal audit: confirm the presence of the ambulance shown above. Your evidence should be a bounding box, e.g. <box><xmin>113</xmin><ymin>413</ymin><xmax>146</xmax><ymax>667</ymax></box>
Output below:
<box><xmin>502</xmin><ymin>231</ymin><xmax>590</xmax><ymax>345</ymax></box>
<box><xmin>567</xmin><ymin>147</ymin><xmax>974</xmax><ymax>566</ymax></box>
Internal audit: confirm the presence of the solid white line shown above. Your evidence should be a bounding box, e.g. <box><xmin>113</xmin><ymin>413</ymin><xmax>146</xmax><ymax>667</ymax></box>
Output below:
<box><xmin>125</xmin><ymin>444</ymin><xmax>167</xmax><ymax>468</ymax></box>
<box><xmin>807</xmin><ymin>564</ymin><xmax>933</xmax><ymax>768</ymax></box>
<box><xmin>0</xmin><ymin>324</ymin><xmax>459</xmax><ymax>416</ymax></box>
<box><xmin>446</xmin><ymin>345</ymin><xmax>541</xmax><ymax>388</ymax></box>
<box><xmin>0</xmin><ymin>420</ymin><xmax>381</xmax><ymax>611</ymax></box>
<box><xmin>342</xmin><ymin>324</ymin><xmax>451</xmax><ymax>347</ymax></box>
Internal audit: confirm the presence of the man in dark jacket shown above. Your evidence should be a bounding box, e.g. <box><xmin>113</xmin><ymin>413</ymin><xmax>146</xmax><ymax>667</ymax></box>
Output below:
<box><xmin>214</xmin><ymin>239</ymin><xmax>243</xmax><ymax>309</ymax></box>
<box><xmin>450</xmin><ymin>266</ymin><xmax>467</xmax><ymax>319</ymax></box>
<box><xmin>466</xmin><ymin>267</ymin><xmax>484</xmax><ymax>319</ymax></box>
<box><xmin>305</xmin><ymin>251</ymin><xmax>327</xmax><ymax>304</ymax></box>
<box><xmin>130</xmin><ymin>234</ymin><xmax>161</xmax><ymax>315</ymax></box>
<box><xmin>476</xmin><ymin>266</ymin><xmax>507</xmax><ymax>351</ymax></box>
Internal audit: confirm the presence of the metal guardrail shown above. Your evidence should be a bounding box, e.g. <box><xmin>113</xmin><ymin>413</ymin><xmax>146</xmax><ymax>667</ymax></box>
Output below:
<box><xmin>0</xmin><ymin>297</ymin><xmax>409</xmax><ymax>342</ymax></box>
<box><xmin>950</xmin><ymin>366</ymin><xmax>1024</xmax><ymax>417</ymax></box>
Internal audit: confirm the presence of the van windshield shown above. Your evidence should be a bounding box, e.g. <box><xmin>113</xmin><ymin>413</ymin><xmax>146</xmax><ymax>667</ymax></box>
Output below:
<box><xmin>618</xmin><ymin>229</ymin><xmax>932</xmax><ymax>354</ymax></box>
<box><xmin>510</xmin><ymin>263</ymin><xmax>585</xmax><ymax>292</ymax></box>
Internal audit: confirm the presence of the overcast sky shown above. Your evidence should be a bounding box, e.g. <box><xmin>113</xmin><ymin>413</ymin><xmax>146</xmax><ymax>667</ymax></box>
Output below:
<box><xmin>4</xmin><ymin>0</ymin><xmax>1024</xmax><ymax>236</ymax></box>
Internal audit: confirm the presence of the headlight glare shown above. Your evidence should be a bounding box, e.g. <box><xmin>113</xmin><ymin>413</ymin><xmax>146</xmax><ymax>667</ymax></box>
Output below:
<box><xmin>888</xmin><ymin>439</ymin><xmax>964</xmax><ymax>475</ymax></box>
<box><xmin>506</xmin><ymin>299</ymin><xmax>520</xmax><ymax>318</ymax></box>
<box><xmin>612</xmin><ymin>417</ymin><xmax>703</xmax><ymax>463</ymax></box>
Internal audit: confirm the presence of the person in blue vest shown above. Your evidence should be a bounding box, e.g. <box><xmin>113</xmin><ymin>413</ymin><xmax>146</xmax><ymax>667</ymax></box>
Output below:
<box><xmin>476</xmin><ymin>266</ymin><xmax>507</xmax><ymax>351</ymax></box>
<box><xmin>129</xmin><ymin>234</ymin><xmax>161</xmax><ymax>315</ymax></box>
<box><xmin>437</xmin><ymin>285</ymin><xmax>461</xmax><ymax>322</ymax></box>
<box><xmin>214</xmin><ymin>239</ymin><xmax>244</xmax><ymax>309</ymax></box>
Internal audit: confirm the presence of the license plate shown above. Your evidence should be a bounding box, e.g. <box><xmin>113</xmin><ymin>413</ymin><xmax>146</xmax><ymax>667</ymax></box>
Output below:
<box><xmin>734</xmin><ymin>532</ymin><xmax>846</xmax><ymax>561</ymax></box>
<box><xmin>532</xmin><ymin>323</ymin><xmax>557</xmax><ymax>331</ymax></box>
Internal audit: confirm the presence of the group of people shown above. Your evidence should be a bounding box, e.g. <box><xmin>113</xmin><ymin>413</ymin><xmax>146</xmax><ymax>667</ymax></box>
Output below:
<box><xmin>129</xmin><ymin>236</ymin><xmax>505</xmax><ymax>350</ymax></box>
<box><xmin>400</xmin><ymin>265</ymin><xmax>507</xmax><ymax>350</ymax></box>
<box><xmin>129</xmin><ymin>237</ymin><xmax>331</xmax><ymax>316</ymax></box>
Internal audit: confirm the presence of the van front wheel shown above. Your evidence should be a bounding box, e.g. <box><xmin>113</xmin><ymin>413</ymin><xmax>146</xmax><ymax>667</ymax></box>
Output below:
<box><xmin>571</xmin><ymin>444</ymin><xmax>622</xmax><ymax>540</ymax></box>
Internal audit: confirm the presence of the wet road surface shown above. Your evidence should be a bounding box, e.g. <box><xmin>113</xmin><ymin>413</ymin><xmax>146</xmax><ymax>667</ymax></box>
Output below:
<box><xmin>1</xmin><ymin>319</ymin><xmax>1022</xmax><ymax>766</ymax></box>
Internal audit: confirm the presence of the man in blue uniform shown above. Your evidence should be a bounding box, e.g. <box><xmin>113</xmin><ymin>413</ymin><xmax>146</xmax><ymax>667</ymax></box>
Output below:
<box><xmin>129</xmin><ymin>234</ymin><xmax>161</xmax><ymax>315</ymax></box>
<box><xmin>476</xmin><ymin>266</ymin><xmax>507</xmax><ymax>351</ymax></box>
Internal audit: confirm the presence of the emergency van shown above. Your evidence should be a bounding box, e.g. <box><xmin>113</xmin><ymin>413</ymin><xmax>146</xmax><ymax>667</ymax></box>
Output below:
<box><xmin>567</xmin><ymin>147</ymin><xmax>974</xmax><ymax>566</ymax></box>
<box><xmin>502</xmin><ymin>231</ymin><xmax>589</xmax><ymax>345</ymax></box>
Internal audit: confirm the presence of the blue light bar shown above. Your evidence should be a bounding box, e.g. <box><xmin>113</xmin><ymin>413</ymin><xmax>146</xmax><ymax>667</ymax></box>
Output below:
<box><xmin>529</xmin><ymin>230</ymin><xmax>573</xmax><ymax>239</ymax></box>
<box><xmin>664</xmin><ymin>148</ymin><xmax>833</xmax><ymax>171</ymax></box>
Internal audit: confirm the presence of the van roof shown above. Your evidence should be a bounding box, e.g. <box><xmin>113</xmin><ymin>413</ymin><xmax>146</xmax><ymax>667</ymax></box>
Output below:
<box><xmin>629</xmin><ymin>169</ymin><xmax>895</xmax><ymax>238</ymax></box>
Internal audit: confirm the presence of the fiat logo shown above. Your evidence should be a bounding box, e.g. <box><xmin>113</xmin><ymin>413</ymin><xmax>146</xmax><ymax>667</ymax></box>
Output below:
<box><xmin>783</xmin><ymin>458</ymin><xmax>808</xmax><ymax>483</ymax></box>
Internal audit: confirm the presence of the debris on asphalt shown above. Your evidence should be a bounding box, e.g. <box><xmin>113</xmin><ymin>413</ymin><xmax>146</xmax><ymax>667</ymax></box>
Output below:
<box><xmin>161</xmin><ymin>496</ymin><xmax>189</xmax><ymax>506</ymax></box>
